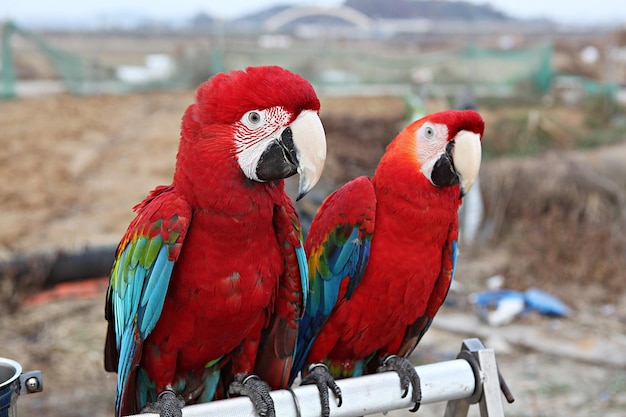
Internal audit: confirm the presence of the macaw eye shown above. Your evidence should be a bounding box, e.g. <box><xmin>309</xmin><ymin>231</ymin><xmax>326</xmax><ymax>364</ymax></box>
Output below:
<box><xmin>248</xmin><ymin>112</ymin><xmax>261</xmax><ymax>124</ymax></box>
<box><xmin>241</xmin><ymin>110</ymin><xmax>264</xmax><ymax>129</ymax></box>
<box><xmin>423</xmin><ymin>124</ymin><xmax>435</xmax><ymax>139</ymax></box>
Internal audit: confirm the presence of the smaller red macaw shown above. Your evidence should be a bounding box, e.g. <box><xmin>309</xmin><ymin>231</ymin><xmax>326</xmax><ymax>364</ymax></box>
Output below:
<box><xmin>290</xmin><ymin>109</ymin><xmax>484</xmax><ymax>416</ymax></box>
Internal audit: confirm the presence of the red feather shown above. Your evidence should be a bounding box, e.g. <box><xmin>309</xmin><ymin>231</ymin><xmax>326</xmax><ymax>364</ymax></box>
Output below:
<box><xmin>302</xmin><ymin>110</ymin><xmax>483</xmax><ymax>375</ymax></box>
<box><xmin>105</xmin><ymin>66</ymin><xmax>319</xmax><ymax>414</ymax></box>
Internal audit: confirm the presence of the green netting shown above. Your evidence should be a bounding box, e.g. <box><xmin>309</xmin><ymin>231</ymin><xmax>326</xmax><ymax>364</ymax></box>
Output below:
<box><xmin>1</xmin><ymin>20</ymin><xmax>89</xmax><ymax>97</ymax></box>
<box><xmin>0</xmin><ymin>20</ymin><xmax>556</xmax><ymax>99</ymax></box>
<box><xmin>1</xmin><ymin>20</ymin><xmax>190</xmax><ymax>98</ymax></box>
<box><xmin>1</xmin><ymin>21</ymin><xmax>17</xmax><ymax>98</ymax></box>
<box><xmin>213</xmin><ymin>42</ymin><xmax>556</xmax><ymax>96</ymax></box>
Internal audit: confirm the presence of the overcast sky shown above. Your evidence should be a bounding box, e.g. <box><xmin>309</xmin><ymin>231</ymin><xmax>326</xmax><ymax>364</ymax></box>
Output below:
<box><xmin>3</xmin><ymin>0</ymin><xmax>626</xmax><ymax>26</ymax></box>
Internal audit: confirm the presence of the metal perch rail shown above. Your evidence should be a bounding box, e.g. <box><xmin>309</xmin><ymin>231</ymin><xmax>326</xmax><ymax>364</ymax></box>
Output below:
<box><xmin>131</xmin><ymin>338</ymin><xmax>514</xmax><ymax>417</ymax></box>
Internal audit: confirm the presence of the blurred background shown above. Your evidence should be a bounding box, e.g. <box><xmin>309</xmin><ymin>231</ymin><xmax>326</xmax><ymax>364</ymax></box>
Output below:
<box><xmin>1</xmin><ymin>0</ymin><xmax>625</xmax><ymax>416</ymax></box>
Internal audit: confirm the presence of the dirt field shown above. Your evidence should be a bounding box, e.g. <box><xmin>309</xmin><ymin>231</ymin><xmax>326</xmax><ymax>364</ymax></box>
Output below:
<box><xmin>1</xmin><ymin>91</ymin><xmax>625</xmax><ymax>417</ymax></box>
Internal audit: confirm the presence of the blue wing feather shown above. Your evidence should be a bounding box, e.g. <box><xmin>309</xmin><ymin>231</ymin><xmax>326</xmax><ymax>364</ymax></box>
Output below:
<box><xmin>104</xmin><ymin>186</ymin><xmax>191</xmax><ymax>416</ymax></box>
<box><xmin>290</xmin><ymin>177</ymin><xmax>376</xmax><ymax>384</ymax></box>
<box><xmin>330</xmin><ymin>228</ymin><xmax>360</xmax><ymax>274</ymax></box>
<box><xmin>290</xmin><ymin>226</ymin><xmax>372</xmax><ymax>383</ymax></box>
<box><xmin>295</xmin><ymin>244</ymin><xmax>308</xmax><ymax>309</ymax></box>
<box><xmin>138</xmin><ymin>246</ymin><xmax>175</xmax><ymax>337</ymax></box>
<box><xmin>450</xmin><ymin>240</ymin><xmax>458</xmax><ymax>280</ymax></box>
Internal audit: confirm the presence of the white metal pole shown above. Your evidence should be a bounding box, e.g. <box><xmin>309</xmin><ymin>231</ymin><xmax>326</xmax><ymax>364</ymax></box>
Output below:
<box><xmin>130</xmin><ymin>359</ymin><xmax>476</xmax><ymax>417</ymax></box>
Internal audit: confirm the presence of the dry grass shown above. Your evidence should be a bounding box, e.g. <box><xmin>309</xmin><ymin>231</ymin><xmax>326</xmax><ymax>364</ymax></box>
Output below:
<box><xmin>480</xmin><ymin>146</ymin><xmax>626</xmax><ymax>307</ymax></box>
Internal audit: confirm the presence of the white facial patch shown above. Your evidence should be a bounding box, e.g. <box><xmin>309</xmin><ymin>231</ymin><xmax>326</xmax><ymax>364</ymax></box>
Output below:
<box><xmin>416</xmin><ymin>122</ymin><xmax>450</xmax><ymax>183</ymax></box>
<box><xmin>233</xmin><ymin>106</ymin><xmax>291</xmax><ymax>181</ymax></box>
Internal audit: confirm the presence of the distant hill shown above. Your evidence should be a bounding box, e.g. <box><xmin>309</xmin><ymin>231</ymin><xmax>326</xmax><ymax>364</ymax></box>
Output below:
<box><xmin>233</xmin><ymin>5</ymin><xmax>293</xmax><ymax>24</ymax></box>
<box><xmin>232</xmin><ymin>0</ymin><xmax>515</xmax><ymax>24</ymax></box>
<box><xmin>345</xmin><ymin>0</ymin><xmax>512</xmax><ymax>21</ymax></box>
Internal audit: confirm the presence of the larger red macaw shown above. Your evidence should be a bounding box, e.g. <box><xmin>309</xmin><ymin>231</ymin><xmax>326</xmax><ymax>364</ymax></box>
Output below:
<box><xmin>103</xmin><ymin>66</ymin><xmax>326</xmax><ymax>417</ymax></box>
<box><xmin>290</xmin><ymin>109</ymin><xmax>484</xmax><ymax>416</ymax></box>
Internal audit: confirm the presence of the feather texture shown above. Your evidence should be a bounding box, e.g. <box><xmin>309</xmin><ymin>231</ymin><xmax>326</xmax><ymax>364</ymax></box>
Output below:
<box><xmin>291</xmin><ymin>110</ymin><xmax>484</xmax><ymax>382</ymax></box>
<box><xmin>104</xmin><ymin>66</ymin><xmax>323</xmax><ymax>416</ymax></box>
<box><xmin>290</xmin><ymin>176</ymin><xmax>376</xmax><ymax>383</ymax></box>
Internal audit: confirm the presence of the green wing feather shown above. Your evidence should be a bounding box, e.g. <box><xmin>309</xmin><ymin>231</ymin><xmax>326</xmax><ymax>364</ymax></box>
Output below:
<box><xmin>289</xmin><ymin>176</ymin><xmax>376</xmax><ymax>383</ymax></box>
<box><xmin>104</xmin><ymin>185</ymin><xmax>191</xmax><ymax>416</ymax></box>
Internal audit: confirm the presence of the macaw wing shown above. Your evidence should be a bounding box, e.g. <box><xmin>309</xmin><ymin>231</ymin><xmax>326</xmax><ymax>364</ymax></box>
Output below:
<box><xmin>254</xmin><ymin>195</ymin><xmax>309</xmax><ymax>389</ymax></box>
<box><xmin>104</xmin><ymin>185</ymin><xmax>191</xmax><ymax>415</ymax></box>
<box><xmin>397</xmin><ymin>219</ymin><xmax>458</xmax><ymax>358</ymax></box>
<box><xmin>290</xmin><ymin>176</ymin><xmax>376</xmax><ymax>384</ymax></box>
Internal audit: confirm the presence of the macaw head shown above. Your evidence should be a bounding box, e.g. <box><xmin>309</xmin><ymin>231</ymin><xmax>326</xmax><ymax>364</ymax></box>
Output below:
<box><xmin>385</xmin><ymin>109</ymin><xmax>484</xmax><ymax>197</ymax></box>
<box><xmin>177</xmin><ymin>65</ymin><xmax>326</xmax><ymax>200</ymax></box>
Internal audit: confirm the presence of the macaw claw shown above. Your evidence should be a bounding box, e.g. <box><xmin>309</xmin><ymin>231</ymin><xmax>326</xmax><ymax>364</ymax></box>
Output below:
<box><xmin>228</xmin><ymin>374</ymin><xmax>275</xmax><ymax>417</ymax></box>
<box><xmin>301</xmin><ymin>363</ymin><xmax>343</xmax><ymax>417</ymax></box>
<box><xmin>141</xmin><ymin>389</ymin><xmax>185</xmax><ymax>417</ymax></box>
<box><xmin>377</xmin><ymin>355</ymin><xmax>422</xmax><ymax>412</ymax></box>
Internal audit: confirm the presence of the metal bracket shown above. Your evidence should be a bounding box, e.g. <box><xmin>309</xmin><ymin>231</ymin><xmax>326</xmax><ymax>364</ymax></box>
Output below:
<box><xmin>19</xmin><ymin>370</ymin><xmax>43</xmax><ymax>395</ymax></box>
<box><xmin>444</xmin><ymin>338</ymin><xmax>514</xmax><ymax>417</ymax></box>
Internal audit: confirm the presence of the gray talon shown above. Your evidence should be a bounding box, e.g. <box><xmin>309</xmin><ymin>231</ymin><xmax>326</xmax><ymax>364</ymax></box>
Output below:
<box><xmin>301</xmin><ymin>363</ymin><xmax>342</xmax><ymax>417</ymax></box>
<box><xmin>377</xmin><ymin>355</ymin><xmax>421</xmax><ymax>412</ymax></box>
<box><xmin>141</xmin><ymin>389</ymin><xmax>185</xmax><ymax>417</ymax></box>
<box><xmin>228</xmin><ymin>374</ymin><xmax>275</xmax><ymax>417</ymax></box>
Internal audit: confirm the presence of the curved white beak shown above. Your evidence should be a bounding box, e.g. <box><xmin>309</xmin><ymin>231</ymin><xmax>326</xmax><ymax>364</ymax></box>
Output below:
<box><xmin>452</xmin><ymin>130</ymin><xmax>482</xmax><ymax>196</ymax></box>
<box><xmin>290</xmin><ymin>110</ymin><xmax>327</xmax><ymax>200</ymax></box>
